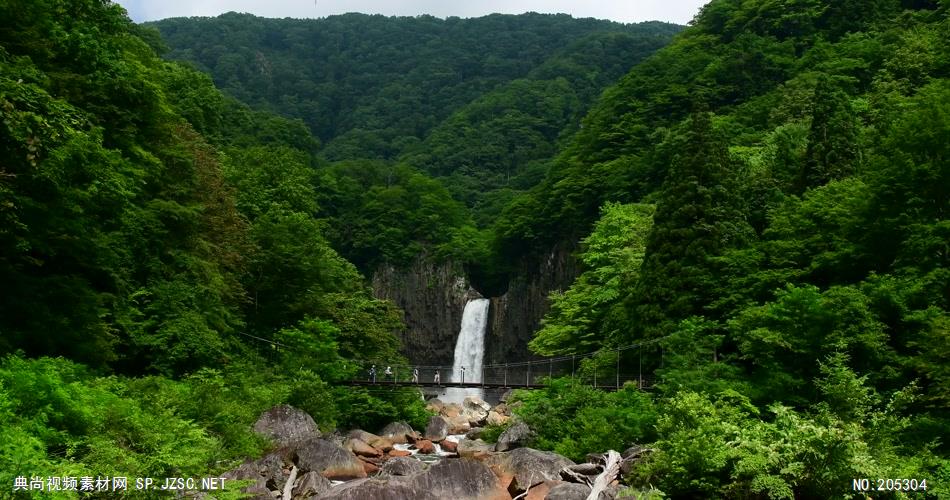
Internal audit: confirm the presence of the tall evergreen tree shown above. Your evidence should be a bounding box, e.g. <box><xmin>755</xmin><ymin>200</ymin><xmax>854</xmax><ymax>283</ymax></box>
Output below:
<box><xmin>798</xmin><ymin>75</ymin><xmax>859</xmax><ymax>193</ymax></box>
<box><xmin>630</xmin><ymin>110</ymin><xmax>752</xmax><ymax>338</ymax></box>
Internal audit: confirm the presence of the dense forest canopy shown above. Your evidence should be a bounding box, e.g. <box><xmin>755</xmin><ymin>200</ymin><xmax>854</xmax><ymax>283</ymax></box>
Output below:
<box><xmin>1</xmin><ymin>0</ymin><xmax>949</xmax><ymax>497</ymax></box>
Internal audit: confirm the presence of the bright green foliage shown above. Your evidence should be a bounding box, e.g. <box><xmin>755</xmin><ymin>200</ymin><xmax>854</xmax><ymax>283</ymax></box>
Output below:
<box><xmin>516</xmin><ymin>0</ymin><xmax>950</xmax><ymax>495</ymax></box>
<box><xmin>630</xmin><ymin>390</ymin><xmax>941</xmax><ymax>499</ymax></box>
<box><xmin>510</xmin><ymin>379</ymin><xmax>657</xmax><ymax>462</ymax></box>
<box><xmin>318</xmin><ymin>161</ymin><xmax>484</xmax><ymax>271</ymax></box>
<box><xmin>731</xmin><ymin>284</ymin><xmax>893</xmax><ymax>403</ymax></box>
<box><xmin>532</xmin><ymin>203</ymin><xmax>654</xmax><ymax>355</ymax></box>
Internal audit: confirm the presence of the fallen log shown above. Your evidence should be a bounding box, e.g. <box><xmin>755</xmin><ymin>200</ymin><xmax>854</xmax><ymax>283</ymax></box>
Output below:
<box><xmin>586</xmin><ymin>450</ymin><xmax>620</xmax><ymax>500</ymax></box>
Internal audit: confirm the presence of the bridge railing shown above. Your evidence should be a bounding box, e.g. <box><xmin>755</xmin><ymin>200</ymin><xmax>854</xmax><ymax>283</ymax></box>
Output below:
<box><xmin>349</xmin><ymin>348</ymin><xmax>658</xmax><ymax>390</ymax></box>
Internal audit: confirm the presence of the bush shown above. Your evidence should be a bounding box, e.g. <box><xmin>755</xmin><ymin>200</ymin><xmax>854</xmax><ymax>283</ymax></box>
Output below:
<box><xmin>510</xmin><ymin>378</ymin><xmax>657</xmax><ymax>461</ymax></box>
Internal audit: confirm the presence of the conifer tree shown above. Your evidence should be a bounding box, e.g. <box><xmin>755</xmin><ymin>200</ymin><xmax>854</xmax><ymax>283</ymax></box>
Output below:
<box><xmin>630</xmin><ymin>109</ymin><xmax>751</xmax><ymax>338</ymax></box>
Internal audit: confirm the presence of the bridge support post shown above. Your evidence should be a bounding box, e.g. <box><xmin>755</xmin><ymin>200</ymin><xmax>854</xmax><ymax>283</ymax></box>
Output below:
<box><xmin>526</xmin><ymin>362</ymin><xmax>530</xmax><ymax>387</ymax></box>
<box><xmin>504</xmin><ymin>364</ymin><xmax>508</xmax><ymax>387</ymax></box>
<box><xmin>571</xmin><ymin>355</ymin><xmax>575</xmax><ymax>385</ymax></box>
<box><xmin>616</xmin><ymin>349</ymin><xmax>620</xmax><ymax>390</ymax></box>
<box><xmin>594</xmin><ymin>361</ymin><xmax>597</xmax><ymax>389</ymax></box>
<box><xmin>549</xmin><ymin>358</ymin><xmax>552</xmax><ymax>380</ymax></box>
<box><xmin>639</xmin><ymin>347</ymin><xmax>643</xmax><ymax>389</ymax></box>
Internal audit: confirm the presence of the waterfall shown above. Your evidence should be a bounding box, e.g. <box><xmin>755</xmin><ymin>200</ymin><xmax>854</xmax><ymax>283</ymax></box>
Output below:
<box><xmin>440</xmin><ymin>298</ymin><xmax>489</xmax><ymax>404</ymax></box>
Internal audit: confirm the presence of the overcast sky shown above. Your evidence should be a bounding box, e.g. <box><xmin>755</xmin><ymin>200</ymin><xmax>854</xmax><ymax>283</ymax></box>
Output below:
<box><xmin>116</xmin><ymin>0</ymin><xmax>709</xmax><ymax>25</ymax></box>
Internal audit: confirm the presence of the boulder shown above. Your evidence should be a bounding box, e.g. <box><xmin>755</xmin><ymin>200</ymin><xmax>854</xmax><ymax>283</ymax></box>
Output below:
<box><xmin>465</xmin><ymin>427</ymin><xmax>486</xmax><ymax>440</ymax></box>
<box><xmin>487</xmin><ymin>448</ymin><xmax>575</xmax><ymax>493</ymax></box>
<box><xmin>221</xmin><ymin>462</ymin><xmax>270</xmax><ymax>499</ymax></box>
<box><xmin>253</xmin><ymin>405</ymin><xmax>320</xmax><ymax>446</ymax></box>
<box><xmin>486</xmin><ymin>411</ymin><xmax>509</xmax><ymax>426</ymax></box>
<box><xmin>495</xmin><ymin>421</ymin><xmax>532</xmax><ymax>452</ymax></box>
<box><xmin>499</xmin><ymin>389</ymin><xmax>513</xmax><ymax>403</ymax></box>
<box><xmin>457</xmin><ymin>438</ymin><xmax>494</xmax><ymax>460</ymax></box>
<box><xmin>441</xmin><ymin>403</ymin><xmax>463</xmax><ymax>418</ymax></box>
<box><xmin>348</xmin><ymin>429</ymin><xmax>382</xmax><ymax>444</ymax></box>
<box><xmin>368</xmin><ymin>435</ymin><xmax>394</xmax><ymax>452</ymax></box>
<box><xmin>564</xmin><ymin>463</ymin><xmax>601</xmax><ymax>476</ymax></box>
<box><xmin>380</xmin><ymin>456</ymin><xmax>426</xmax><ymax>477</ymax></box>
<box><xmin>388</xmin><ymin>449</ymin><xmax>412</xmax><ymax>458</ymax></box>
<box><xmin>379</xmin><ymin>422</ymin><xmax>418</xmax><ymax>444</ymax></box>
<box><xmin>464</xmin><ymin>395</ymin><xmax>492</xmax><ymax>412</ymax></box>
<box><xmin>414</xmin><ymin>439</ymin><xmax>436</xmax><ymax>454</ymax></box>
<box><xmin>441</xmin><ymin>439</ymin><xmax>458</xmax><ymax>453</ymax></box>
<box><xmin>462</xmin><ymin>396</ymin><xmax>492</xmax><ymax>425</ymax></box>
<box><xmin>295</xmin><ymin>437</ymin><xmax>366</xmax><ymax>481</ymax></box>
<box><xmin>545</xmin><ymin>482</ymin><xmax>592</xmax><ymax>500</ymax></box>
<box><xmin>447</xmin><ymin>415</ymin><xmax>472</xmax><ymax>434</ymax></box>
<box><xmin>424</xmin><ymin>415</ymin><xmax>449</xmax><ymax>441</ymax></box>
<box><xmin>292</xmin><ymin>471</ymin><xmax>331</xmax><ymax>499</ymax></box>
<box><xmin>524</xmin><ymin>480</ymin><xmax>566</xmax><ymax>500</ymax></box>
<box><xmin>318</xmin><ymin>478</ymin><xmax>440</xmax><ymax>500</ymax></box>
<box><xmin>492</xmin><ymin>403</ymin><xmax>511</xmax><ymax>416</ymax></box>
<box><xmin>359</xmin><ymin>457</ymin><xmax>380</xmax><ymax>475</ymax></box>
<box><xmin>223</xmin><ymin>452</ymin><xmax>291</xmax><ymax>493</ymax></box>
<box><xmin>425</xmin><ymin>398</ymin><xmax>445</xmax><ymax>414</ymax></box>
<box><xmin>411</xmin><ymin>458</ymin><xmax>512</xmax><ymax>500</ymax></box>
<box><xmin>345</xmin><ymin>438</ymin><xmax>382</xmax><ymax>458</ymax></box>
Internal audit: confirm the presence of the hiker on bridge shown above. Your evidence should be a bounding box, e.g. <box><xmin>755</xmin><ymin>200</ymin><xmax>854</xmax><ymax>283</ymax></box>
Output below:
<box><xmin>433</xmin><ymin>369</ymin><xmax>440</xmax><ymax>385</ymax></box>
<box><xmin>460</xmin><ymin>366</ymin><xmax>466</xmax><ymax>384</ymax></box>
<box><xmin>368</xmin><ymin>365</ymin><xmax>376</xmax><ymax>383</ymax></box>
<box><xmin>384</xmin><ymin>366</ymin><xmax>393</xmax><ymax>380</ymax></box>
<box><xmin>412</xmin><ymin>367</ymin><xmax>419</xmax><ymax>383</ymax></box>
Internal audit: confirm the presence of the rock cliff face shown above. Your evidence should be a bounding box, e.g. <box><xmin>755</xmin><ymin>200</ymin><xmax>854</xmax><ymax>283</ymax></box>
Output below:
<box><xmin>372</xmin><ymin>257</ymin><xmax>482</xmax><ymax>366</ymax></box>
<box><xmin>486</xmin><ymin>242</ymin><xmax>578</xmax><ymax>364</ymax></box>
<box><xmin>372</xmin><ymin>243</ymin><xmax>577</xmax><ymax>366</ymax></box>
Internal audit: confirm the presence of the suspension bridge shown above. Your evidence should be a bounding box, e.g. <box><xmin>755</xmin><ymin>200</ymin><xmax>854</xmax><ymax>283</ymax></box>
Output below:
<box><xmin>342</xmin><ymin>336</ymin><xmax>670</xmax><ymax>391</ymax></box>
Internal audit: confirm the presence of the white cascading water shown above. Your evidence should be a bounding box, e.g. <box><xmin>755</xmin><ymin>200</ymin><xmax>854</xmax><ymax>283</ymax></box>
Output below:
<box><xmin>440</xmin><ymin>298</ymin><xmax>490</xmax><ymax>404</ymax></box>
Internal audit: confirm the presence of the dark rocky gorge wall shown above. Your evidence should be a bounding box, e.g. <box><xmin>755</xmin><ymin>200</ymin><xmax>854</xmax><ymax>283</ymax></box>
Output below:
<box><xmin>371</xmin><ymin>243</ymin><xmax>578</xmax><ymax>366</ymax></box>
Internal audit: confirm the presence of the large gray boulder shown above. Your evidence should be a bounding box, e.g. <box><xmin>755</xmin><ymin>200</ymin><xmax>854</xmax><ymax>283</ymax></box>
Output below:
<box><xmin>495</xmin><ymin>421</ymin><xmax>532</xmax><ymax>451</ymax></box>
<box><xmin>222</xmin><ymin>452</ymin><xmax>291</xmax><ymax>495</ymax></box>
<box><xmin>253</xmin><ymin>404</ymin><xmax>320</xmax><ymax>446</ymax></box>
<box><xmin>462</xmin><ymin>396</ymin><xmax>492</xmax><ymax>425</ymax></box>
<box><xmin>411</xmin><ymin>458</ymin><xmax>511</xmax><ymax>500</ymax></box>
<box><xmin>317</xmin><ymin>458</ymin><xmax>510</xmax><ymax>500</ymax></box>
<box><xmin>545</xmin><ymin>482</ymin><xmax>592</xmax><ymax>500</ymax></box>
<box><xmin>424</xmin><ymin>415</ymin><xmax>449</xmax><ymax>441</ymax></box>
<box><xmin>379</xmin><ymin>421</ymin><xmax>419</xmax><ymax>444</ymax></box>
<box><xmin>380</xmin><ymin>456</ymin><xmax>426</xmax><ymax>477</ymax></box>
<box><xmin>456</xmin><ymin>438</ymin><xmax>494</xmax><ymax>459</ymax></box>
<box><xmin>487</xmin><ymin>448</ymin><xmax>575</xmax><ymax>492</ymax></box>
<box><xmin>295</xmin><ymin>437</ymin><xmax>367</xmax><ymax>481</ymax></box>
<box><xmin>317</xmin><ymin>478</ymin><xmax>439</xmax><ymax>500</ymax></box>
<box><xmin>292</xmin><ymin>471</ymin><xmax>331</xmax><ymax>499</ymax></box>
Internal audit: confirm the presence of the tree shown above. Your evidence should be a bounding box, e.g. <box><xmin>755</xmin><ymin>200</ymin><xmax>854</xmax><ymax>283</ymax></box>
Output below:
<box><xmin>630</xmin><ymin>110</ymin><xmax>752</xmax><ymax>339</ymax></box>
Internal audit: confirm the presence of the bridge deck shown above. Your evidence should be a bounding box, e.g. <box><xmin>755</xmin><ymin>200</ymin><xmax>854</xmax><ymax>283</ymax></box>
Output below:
<box><xmin>340</xmin><ymin>380</ymin><xmax>638</xmax><ymax>391</ymax></box>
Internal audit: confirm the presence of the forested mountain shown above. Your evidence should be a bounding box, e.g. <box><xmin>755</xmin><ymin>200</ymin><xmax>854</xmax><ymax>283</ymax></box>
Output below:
<box><xmin>152</xmin><ymin>13</ymin><xmax>678</xmax><ymax>159</ymax></box>
<box><xmin>150</xmin><ymin>13</ymin><xmax>680</xmax><ymax>272</ymax></box>
<box><xmin>0</xmin><ymin>0</ymin><xmax>427</xmax><ymax>486</ymax></box>
<box><xmin>505</xmin><ymin>0</ymin><xmax>950</xmax><ymax>496</ymax></box>
<box><xmin>2</xmin><ymin>0</ymin><xmax>949</xmax><ymax>498</ymax></box>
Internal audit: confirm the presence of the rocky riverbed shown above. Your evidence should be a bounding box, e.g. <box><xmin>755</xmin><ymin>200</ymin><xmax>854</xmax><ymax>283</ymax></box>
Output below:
<box><xmin>222</xmin><ymin>397</ymin><xmax>650</xmax><ymax>499</ymax></box>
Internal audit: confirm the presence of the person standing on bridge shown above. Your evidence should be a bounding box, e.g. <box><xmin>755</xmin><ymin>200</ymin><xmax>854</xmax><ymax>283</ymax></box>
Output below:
<box><xmin>412</xmin><ymin>367</ymin><xmax>419</xmax><ymax>383</ymax></box>
<box><xmin>460</xmin><ymin>366</ymin><xmax>466</xmax><ymax>384</ymax></box>
<box><xmin>433</xmin><ymin>369</ymin><xmax>440</xmax><ymax>385</ymax></box>
<box><xmin>368</xmin><ymin>365</ymin><xmax>376</xmax><ymax>383</ymax></box>
<box><xmin>384</xmin><ymin>365</ymin><xmax>393</xmax><ymax>381</ymax></box>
